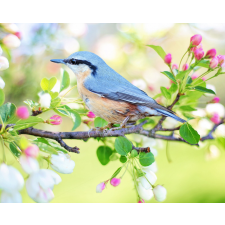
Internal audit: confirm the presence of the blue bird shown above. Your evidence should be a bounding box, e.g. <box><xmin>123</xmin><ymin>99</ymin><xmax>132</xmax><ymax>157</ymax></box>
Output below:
<box><xmin>51</xmin><ymin>51</ymin><xmax>186</xmax><ymax>129</ymax></box>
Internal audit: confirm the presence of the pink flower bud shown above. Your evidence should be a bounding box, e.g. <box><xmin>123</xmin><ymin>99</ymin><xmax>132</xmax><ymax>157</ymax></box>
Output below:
<box><xmin>182</xmin><ymin>63</ymin><xmax>189</xmax><ymax>71</ymax></box>
<box><xmin>138</xmin><ymin>199</ymin><xmax>145</xmax><ymax>203</ymax></box>
<box><xmin>24</xmin><ymin>145</ymin><xmax>39</xmax><ymax>158</ymax></box>
<box><xmin>49</xmin><ymin>115</ymin><xmax>62</xmax><ymax>125</ymax></box>
<box><xmin>217</xmin><ymin>55</ymin><xmax>225</xmax><ymax>65</ymax></box>
<box><xmin>14</xmin><ymin>31</ymin><xmax>22</xmax><ymax>40</ymax></box>
<box><xmin>148</xmin><ymin>85</ymin><xmax>154</xmax><ymax>92</ymax></box>
<box><xmin>83</xmin><ymin>119</ymin><xmax>94</xmax><ymax>125</ymax></box>
<box><xmin>2</xmin><ymin>34</ymin><xmax>21</xmax><ymax>48</ymax></box>
<box><xmin>209</xmin><ymin>57</ymin><xmax>219</xmax><ymax>69</ymax></box>
<box><xmin>191</xmin><ymin>73</ymin><xmax>198</xmax><ymax>80</ymax></box>
<box><xmin>210</xmin><ymin>113</ymin><xmax>220</xmax><ymax>124</ymax></box>
<box><xmin>194</xmin><ymin>48</ymin><xmax>204</xmax><ymax>61</ymax></box>
<box><xmin>87</xmin><ymin>111</ymin><xmax>96</xmax><ymax>118</ymax></box>
<box><xmin>172</xmin><ymin>64</ymin><xmax>178</xmax><ymax>70</ymax></box>
<box><xmin>212</xmin><ymin>97</ymin><xmax>220</xmax><ymax>103</ymax></box>
<box><xmin>96</xmin><ymin>182</ymin><xmax>106</xmax><ymax>193</ymax></box>
<box><xmin>110</xmin><ymin>178</ymin><xmax>121</xmax><ymax>187</ymax></box>
<box><xmin>0</xmin><ymin>56</ymin><xmax>9</xmax><ymax>71</ymax></box>
<box><xmin>205</xmin><ymin>49</ymin><xmax>217</xmax><ymax>59</ymax></box>
<box><xmin>202</xmin><ymin>77</ymin><xmax>206</xmax><ymax>81</ymax></box>
<box><xmin>164</xmin><ymin>53</ymin><xmax>172</xmax><ymax>65</ymax></box>
<box><xmin>190</xmin><ymin>34</ymin><xmax>202</xmax><ymax>46</ymax></box>
<box><xmin>16</xmin><ymin>106</ymin><xmax>29</xmax><ymax>119</ymax></box>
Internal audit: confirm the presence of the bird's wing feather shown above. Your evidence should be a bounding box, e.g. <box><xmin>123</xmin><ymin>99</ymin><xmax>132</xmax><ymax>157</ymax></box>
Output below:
<box><xmin>84</xmin><ymin>73</ymin><xmax>175</xmax><ymax>114</ymax></box>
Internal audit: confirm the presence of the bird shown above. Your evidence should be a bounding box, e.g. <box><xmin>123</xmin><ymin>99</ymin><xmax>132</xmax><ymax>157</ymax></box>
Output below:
<box><xmin>50</xmin><ymin>51</ymin><xmax>186</xmax><ymax>129</ymax></box>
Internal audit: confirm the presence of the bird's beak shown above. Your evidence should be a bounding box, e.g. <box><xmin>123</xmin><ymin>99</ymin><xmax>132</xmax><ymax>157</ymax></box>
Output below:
<box><xmin>50</xmin><ymin>59</ymin><xmax>65</xmax><ymax>64</ymax></box>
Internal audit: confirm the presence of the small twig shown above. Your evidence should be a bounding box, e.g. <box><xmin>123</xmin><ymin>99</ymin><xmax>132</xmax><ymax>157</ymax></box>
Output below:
<box><xmin>132</xmin><ymin>145</ymin><xmax>150</xmax><ymax>153</ymax></box>
<box><xmin>56</xmin><ymin>136</ymin><xmax>80</xmax><ymax>153</ymax></box>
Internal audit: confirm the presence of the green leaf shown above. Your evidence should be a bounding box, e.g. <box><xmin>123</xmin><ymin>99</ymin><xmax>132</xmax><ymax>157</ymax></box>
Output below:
<box><xmin>114</xmin><ymin>137</ymin><xmax>132</xmax><ymax>156</ymax></box>
<box><xmin>24</xmin><ymin>99</ymin><xmax>39</xmax><ymax>109</ymax></box>
<box><xmin>96</xmin><ymin>146</ymin><xmax>113</xmax><ymax>165</ymax></box>
<box><xmin>60</xmin><ymin>70</ymin><xmax>70</xmax><ymax>92</ymax></box>
<box><xmin>68</xmin><ymin>109</ymin><xmax>82</xmax><ymax>130</ymax></box>
<box><xmin>109</xmin><ymin>153</ymin><xmax>119</xmax><ymax>161</ymax></box>
<box><xmin>136</xmin><ymin>169</ymin><xmax>146</xmax><ymax>178</ymax></box>
<box><xmin>193</xmin><ymin>86</ymin><xmax>216</xmax><ymax>95</ymax></box>
<box><xmin>179</xmin><ymin>123</ymin><xmax>200</xmax><ymax>144</ymax></box>
<box><xmin>111</xmin><ymin>167</ymin><xmax>122</xmax><ymax>179</ymax></box>
<box><xmin>179</xmin><ymin>105</ymin><xmax>197</xmax><ymax>112</ymax></box>
<box><xmin>130</xmin><ymin>149</ymin><xmax>138</xmax><ymax>158</ymax></box>
<box><xmin>34</xmin><ymin>137</ymin><xmax>68</xmax><ymax>153</ymax></box>
<box><xmin>195</xmin><ymin>59</ymin><xmax>210</xmax><ymax>69</ymax></box>
<box><xmin>119</xmin><ymin>155</ymin><xmax>127</xmax><ymax>163</ymax></box>
<box><xmin>160</xmin><ymin>87</ymin><xmax>171</xmax><ymax>100</ymax></box>
<box><xmin>139</xmin><ymin>152</ymin><xmax>155</xmax><ymax>166</ymax></box>
<box><xmin>49</xmin><ymin>91</ymin><xmax>59</xmax><ymax>100</ymax></box>
<box><xmin>50</xmin><ymin>97</ymin><xmax>61</xmax><ymax>108</ymax></box>
<box><xmin>176</xmin><ymin>70</ymin><xmax>191</xmax><ymax>81</ymax></box>
<box><xmin>161</xmin><ymin>71</ymin><xmax>177</xmax><ymax>84</ymax></box>
<box><xmin>147</xmin><ymin>45</ymin><xmax>166</xmax><ymax>60</ymax></box>
<box><xmin>153</xmin><ymin>93</ymin><xmax>162</xmax><ymax>100</ymax></box>
<box><xmin>94</xmin><ymin>117</ymin><xmax>108</xmax><ymax>128</ymax></box>
<box><xmin>169</xmin><ymin>83</ymin><xmax>178</xmax><ymax>94</ymax></box>
<box><xmin>0</xmin><ymin>103</ymin><xmax>16</xmax><ymax>123</ymax></box>
<box><xmin>0</xmin><ymin>89</ymin><xmax>5</xmax><ymax>106</ymax></box>
<box><xmin>9</xmin><ymin>143</ymin><xmax>21</xmax><ymax>158</ymax></box>
<box><xmin>13</xmin><ymin>117</ymin><xmax>44</xmax><ymax>131</ymax></box>
<box><xmin>40</xmin><ymin>77</ymin><xmax>57</xmax><ymax>92</ymax></box>
<box><xmin>33</xmin><ymin>141</ymin><xmax>58</xmax><ymax>155</ymax></box>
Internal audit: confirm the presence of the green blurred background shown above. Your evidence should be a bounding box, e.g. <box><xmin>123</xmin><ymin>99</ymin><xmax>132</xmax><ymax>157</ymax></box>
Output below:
<box><xmin>1</xmin><ymin>23</ymin><xmax>225</xmax><ymax>203</ymax></box>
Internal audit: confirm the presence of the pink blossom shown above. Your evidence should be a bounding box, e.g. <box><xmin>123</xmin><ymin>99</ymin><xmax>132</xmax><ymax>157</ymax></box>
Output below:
<box><xmin>202</xmin><ymin>77</ymin><xmax>206</xmax><ymax>81</ymax></box>
<box><xmin>24</xmin><ymin>145</ymin><xmax>39</xmax><ymax>158</ymax></box>
<box><xmin>49</xmin><ymin>115</ymin><xmax>62</xmax><ymax>125</ymax></box>
<box><xmin>194</xmin><ymin>48</ymin><xmax>204</xmax><ymax>60</ymax></box>
<box><xmin>191</xmin><ymin>73</ymin><xmax>199</xmax><ymax>80</ymax></box>
<box><xmin>212</xmin><ymin>97</ymin><xmax>220</xmax><ymax>103</ymax></box>
<box><xmin>190</xmin><ymin>34</ymin><xmax>202</xmax><ymax>46</ymax></box>
<box><xmin>205</xmin><ymin>49</ymin><xmax>217</xmax><ymax>59</ymax></box>
<box><xmin>87</xmin><ymin>111</ymin><xmax>96</xmax><ymax>118</ymax></box>
<box><xmin>110</xmin><ymin>178</ymin><xmax>121</xmax><ymax>187</ymax></box>
<box><xmin>138</xmin><ymin>199</ymin><xmax>145</xmax><ymax>203</ymax></box>
<box><xmin>182</xmin><ymin>63</ymin><xmax>189</xmax><ymax>71</ymax></box>
<box><xmin>172</xmin><ymin>64</ymin><xmax>178</xmax><ymax>70</ymax></box>
<box><xmin>164</xmin><ymin>53</ymin><xmax>172</xmax><ymax>65</ymax></box>
<box><xmin>209</xmin><ymin>57</ymin><xmax>219</xmax><ymax>69</ymax></box>
<box><xmin>217</xmin><ymin>55</ymin><xmax>225</xmax><ymax>65</ymax></box>
<box><xmin>16</xmin><ymin>106</ymin><xmax>29</xmax><ymax>119</ymax></box>
<box><xmin>210</xmin><ymin>113</ymin><xmax>220</xmax><ymax>124</ymax></box>
<box><xmin>14</xmin><ymin>32</ymin><xmax>22</xmax><ymax>40</ymax></box>
<box><xmin>96</xmin><ymin>182</ymin><xmax>106</xmax><ymax>193</ymax></box>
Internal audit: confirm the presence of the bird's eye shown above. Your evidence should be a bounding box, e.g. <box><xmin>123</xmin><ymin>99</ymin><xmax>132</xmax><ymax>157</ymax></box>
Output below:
<box><xmin>70</xmin><ymin>58</ymin><xmax>77</xmax><ymax>65</ymax></box>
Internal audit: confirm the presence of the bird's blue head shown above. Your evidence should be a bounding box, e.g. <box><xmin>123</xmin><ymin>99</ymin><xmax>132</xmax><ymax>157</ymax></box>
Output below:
<box><xmin>51</xmin><ymin>51</ymin><xmax>107</xmax><ymax>77</ymax></box>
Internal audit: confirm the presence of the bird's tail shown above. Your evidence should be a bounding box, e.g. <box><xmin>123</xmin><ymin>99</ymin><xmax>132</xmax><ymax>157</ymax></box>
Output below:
<box><xmin>154</xmin><ymin>108</ymin><xmax>186</xmax><ymax>123</ymax></box>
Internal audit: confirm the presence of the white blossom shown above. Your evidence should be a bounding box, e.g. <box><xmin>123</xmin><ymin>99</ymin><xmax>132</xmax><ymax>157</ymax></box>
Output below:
<box><xmin>50</xmin><ymin>152</ymin><xmax>75</xmax><ymax>174</ymax></box>
<box><xmin>26</xmin><ymin>169</ymin><xmax>61</xmax><ymax>203</ymax></box>
<box><xmin>206</xmin><ymin>103</ymin><xmax>225</xmax><ymax>117</ymax></box>
<box><xmin>19</xmin><ymin>155</ymin><xmax>39</xmax><ymax>174</ymax></box>
<box><xmin>142</xmin><ymin>162</ymin><xmax>158</xmax><ymax>173</ymax></box>
<box><xmin>0</xmin><ymin>56</ymin><xmax>9</xmax><ymax>71</ymax></box>
<box><xmin>192</xmin><ymin>108</ymin><xmax>206</xmax><ymax>118</ymax></box>
<box><xmin>0</xmin><ymin>164</ymin><xmax>24</xmax><ymax>193</ymax></box>
<box><xmin>215</xmin><ymin>124</ymin><xmax>225</xmax><ymax>137</ymax></box>
<box><xmin>153</xmin><ymin>185</ymin><xmax>167</xmax><ymax>202</ymax></box>
<box><xmin>39</xmin><ymin>93</ymin><xmax>51</xmax><ymax>108</ymax></box>
<box><xmin>0</xmin><ymin>77</ymin><xmax>5</xmax><ymax>89</ymax></box>
<box><xmin>51</xmin><ymin>80</ymin><xmax>60</xmax><ymax>93</ymax></box>
<box><xmin>137</xmin><ymin>182</ymin><xmax>154</xmax><ymax>201</ymax></box>
<box><xmin>2</xmin><ymin>34</ymin><xmax>20</xmax><ymax>48</ymax></box>
<box><xmin>139</xmin><ymin>170</ymin><xmax>157</xmax><ymax>190</ymax></box>
<box><xmin>1</xmin><ymin>191</ymin><xmax>22</xmax><ymax>203</ymax></box>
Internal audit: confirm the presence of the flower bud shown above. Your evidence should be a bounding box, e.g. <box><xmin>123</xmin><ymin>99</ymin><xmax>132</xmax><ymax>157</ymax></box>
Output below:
<box><xmin>205</xmin><ymin>49</ymin><xmax>217</xmax><ymax>59</ymax></box>
<box><xmin>49</xmin><ymin>115</ymin><xmax>62</xmax><ymax>125</ymax></box>
<box><xmin>191</xmin><ymin>73</ymin><xmax>198</xmax><ymax>80</ymax></box>
<box><xmin>0</xmin><ymin>77</ymin><xmax>5</xmax><ymax>89</ymax></box>
<box><xmin>50</xmin><ymin>152</ymin><xmax>75</xmax><ymax>174</ymax></box>
<box><xmin>110</xmin><ymin>178</ymin><xmax>121</xmax><ymax>187</ymax></box>
<box><xmin>0</xmin><ymin>56</ymin><xmax>9</xmax><ymax>71</ymax></box>
<box><xmin>217</xmin><ymin>55</ymin><xmax>225</xmax><ymax>65</ymax></box>
<box><xmin>172</xmin><ymin>64</ymin><xmax>178</xmax><ymax>70</ymax></box>
<box><xmin>96</xmin><ymin>182</ymin><xmax>106</xmax><ymax>193</ymax></box>
<box><xmin>24</xmin><ymin>144</ymin><xmax>39</xmax><ymax>158</ymax></box>
<box><xmin>14</xmin><ymin>31</ymin><xmax>22</xmax><ymax>40</ymax></box>
<box><xmin>210</xmin><ymin>112</ymin><xmax>220</xmax><ymax>124</ymax></box>
<box><xmin>182</xmin><ymin>63</ymin><xmax>189</xmax><ymax>71</ymax></box>
<box><xmin>39</xmin><ymin>93</ymin><xmax>51</xmax><ymax>108</ymax></box>
<box><xmin>194</xmin><ymin>48</ymin><xmax>204</xmax><ymax>60</ymax></box>
<box><xmin>16</xmin><ymin>106</ymin><xmax>29</xmax><ymax>119</ymax></box>
<box><xmin>209</xmin><ymin>57</ymin><xmax>218</xmax><ymax>69</ymax></box>
<box><xmin>212</xmin><ymin>97</ymin><xmax>220</xmax><ymax>103</ymax></box>
<box><xmin>164</xmin><ymin>53</ymin><xmax>172</xmax><ymax>65</ymax></box>
<box><xmin>139</xmin><ymin>170</ymin><xmax>157</xmax><ymax>190</ymax></box>
<box><xmin>87</xmin><ymin>111</ymin><xmax>96</xmax><ymax>118</ymax></box>
<box><xmin>19</xmin><ymin>155</ymin><xmax>39</xmax><ymax>174</ymax></box>
<box><xmin>1</xmin><ymin>191</ymin><xmax>22</xmax><ymax>203</ymax></box>
<box><xmin>190</xmin><ymin>34</ymin><xmax>202</xmax><ymax>46</ymax></box>
<box><xmin>137</xmin><ymin>182</ymin><xmax>154</xmax><ymax>201</ymax></box>
<box><xmin>153</xmin><ymin>185</ymin><xmax>167</xmax><ymax>202</ymax></box>
<box><xmin>138</xmin><ymin>199</ymin><xmax>145</xmax><ymax>203</ymax></box>
<box><xmin>2</xmin><ymin>34</ymin><xmax>21</xmax><ymax>48</ymax></box>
